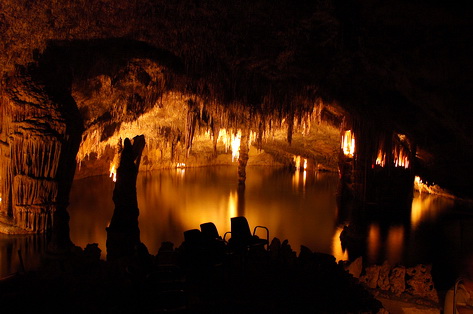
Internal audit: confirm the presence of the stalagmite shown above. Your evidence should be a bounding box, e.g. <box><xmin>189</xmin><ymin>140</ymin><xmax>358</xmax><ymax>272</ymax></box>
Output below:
<box><xmin>106</xmin><ymin>135</ymin><xmax>146</xmax><ymax>261</ymax></box>
<box><xmin>237</xmin><ymin>129</ymin><xmax>249</xmax><ymax>186</ymax></box>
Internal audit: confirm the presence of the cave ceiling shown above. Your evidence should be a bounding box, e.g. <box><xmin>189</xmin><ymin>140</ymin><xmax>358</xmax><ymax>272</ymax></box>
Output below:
<box><xmin>1</xmin><ymin>0</ymin><xmax>473</xmax><ymax>197</ymax></box>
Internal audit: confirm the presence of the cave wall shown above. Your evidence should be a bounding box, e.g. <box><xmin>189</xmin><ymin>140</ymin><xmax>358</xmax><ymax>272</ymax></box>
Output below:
<box><xmin>0</xmin><ymin>69</ymin><xmax>82</xmax><ymax>238</ymax></box>
<box><xmin>1</xmin><ymin>0</ymin><xmax>472</xmax><ymax>198</ymax></box>
<box><xmin>0</xmin><ymin>0</ymin><xmax>472</xmax><ymax>237</ymax></box>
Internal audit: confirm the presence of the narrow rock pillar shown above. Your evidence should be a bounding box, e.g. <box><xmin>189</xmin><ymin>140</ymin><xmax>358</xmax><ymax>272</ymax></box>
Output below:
<box><xmin>106</xmin><ymin>135</ymin><xmax>146</xmax><ymax>261</ymax></box>
<box><xmin>237</xmin><ymin>129</ymin><xmax>249</xmax><ymax>186</ymax></box>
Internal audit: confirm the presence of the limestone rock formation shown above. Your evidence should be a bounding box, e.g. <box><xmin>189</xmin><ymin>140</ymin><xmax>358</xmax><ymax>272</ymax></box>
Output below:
<box><xmin>0</xmin><ymin>68</ymin><xmax>82</xmax><ymax>248</ymax></box>
<box><xmin>406</xmin><ymin>264</ymin><xmax>439</xmax><ymax>303</ymax></box>
<box><xmin>360</xmin><ymin>261</ymin><xmax>439</xmax><ymax>303</ymax></box>
<box><xmin>389</xmin><ymin>265</ymin><xmax>406</xmax><ymax>296</ymax></box>
<box><xmin>0</xmin><ymin>0</ymin><xmax>472</xmax><ymax>243</ymax></box>
<box><xmin>106</xmin><ymin>135</ymin><xmax>146</xmax><ymax>261</ymax></box>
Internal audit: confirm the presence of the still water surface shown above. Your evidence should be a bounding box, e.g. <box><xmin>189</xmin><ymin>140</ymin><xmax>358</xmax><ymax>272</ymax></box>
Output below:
<box><xmin>1</xmin><ymin>166</ymin><xmax>472</xmax><ymax>289</ymax></box>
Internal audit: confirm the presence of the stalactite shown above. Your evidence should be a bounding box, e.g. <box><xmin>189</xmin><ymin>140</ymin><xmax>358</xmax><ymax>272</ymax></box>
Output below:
<box><xmin>211</xmin><ymin>123</ymin><xmax>219</xmax><ymax>156</ymax></box>
<box><xmin>287</xmin><ymin>112</ymin><xmax>294</xmax><ymax>145</ymax></box>
<box><xmin>185</xmin><ymin>103</ymin><xmax>198</xmax><ymax>155</ymax></box>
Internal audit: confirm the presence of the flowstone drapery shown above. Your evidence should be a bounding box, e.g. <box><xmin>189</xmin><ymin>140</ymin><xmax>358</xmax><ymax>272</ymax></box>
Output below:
<box><xmin>0</xmin><ymin>70</ymin><xmax>82</xmax><ymax>247</ymax></box>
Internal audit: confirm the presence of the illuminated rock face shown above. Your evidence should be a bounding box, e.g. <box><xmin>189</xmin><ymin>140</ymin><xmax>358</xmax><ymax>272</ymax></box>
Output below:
<box><xmin>0</xmin><ymin>0</ymin><xmax>471</xmax><ymax>236</ymax></box>
<box><xmin>0</xmin><ymin>49</ymin><xmax>343</xmax><ymax>235</ymax></box>
<box><xmin>0</xmin><ymin>70</ymin><xmax>82</xmax><ymax>240</ymax></box>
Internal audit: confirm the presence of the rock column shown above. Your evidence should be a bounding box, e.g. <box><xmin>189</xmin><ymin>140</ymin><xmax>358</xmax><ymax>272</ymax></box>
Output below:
<box><xmin>237</xmin><ymin>129</ymin><xmax>249</xmax><ymax>186</ymax></box>
<box><xmin>0</xmin><ymin>70</ymin><xmax>82</xmax><ymax>245</ymax></box>
<box><xmin>106</xmin><ymin>135</ymin><xmax>145</xmax><ymax>261</ymax></box>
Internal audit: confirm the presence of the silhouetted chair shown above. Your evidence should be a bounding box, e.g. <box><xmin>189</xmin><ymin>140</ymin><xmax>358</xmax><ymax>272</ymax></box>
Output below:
<box><xmin>182</xmin><ymin>227</ymin><xmax>225</xmax><ymax>268</ymax></box>
<box><xmin>224</xmin><ymin>216</ymin><xmax>269</xmax><ymax>252</ymax></box>
<box><xmin>183</xmin><ymin>229</ymin><xmax>203</xmax><ymax>246</ymax></box>
<box><xmin>200</xmin><ymin>222</ymin><xmax>224</xmax><ymax>241</ymax></box>
<box><xmin>200</xmin><ymin>222</ymin><xmax>227</xmax><ymax>265</ymax></box>
<box><xmin>181</xmin><ymin>229</ymin><xmax>204</xmax><ymax>267</ymax></box>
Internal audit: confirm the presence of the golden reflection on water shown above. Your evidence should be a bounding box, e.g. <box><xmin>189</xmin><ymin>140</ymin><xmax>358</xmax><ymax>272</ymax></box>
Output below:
<box><xmin>367</xmin><ymin>223</ymin><xmax>381</xmax><ymax>263</ymax></box>
<box><xmin>67</xmin><ymin>168</ymin><xmax>455</xmax><ymax>263</ymax></box>
<box><xmin>411</xmin><ymin>191</ymin><xmax>453</xmax><ymax>230</ymax></box>
<box><xmin>332</xmin><ymin>226</ymin><xmax>349</xmax><ymax>261</ymax></box>
<box><xmin>0</xmin><ymin>167</ymin><xmax>466</xmax><ymax>278</ymax></box>
<box><xmin>386</xmin><ymin>225</ymin><xmax>404</xmax><ymax>264</ymax></box>
<box><xmin>68</xmin><ymin>167</ymin><xmax>340</xmax><ymax>257</ymax></box>
<box><xmin>366</xmin><ymin>224</ymin><xmax>405</xmax><ymax>264</ymax></box>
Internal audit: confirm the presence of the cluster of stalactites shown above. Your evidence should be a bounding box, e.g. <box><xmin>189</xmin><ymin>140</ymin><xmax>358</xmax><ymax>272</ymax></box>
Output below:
<box><xmin>76</xmin><ymin>93</ymin><xmax>332</xmax><ymax>172</ymax></box>
<box><xmin>341</xmin><ymin>114</ymin><xmax>414</xmax><ymax>172</ymax></box>
<box><xmin>76</xmin><ymin>94</ymin><xmax>187</xmax><ymax>168</ymax></box>
<box><xmin>373</xmin><ymin>133</ymin><xmax>412</xmax><ymax>170</ymax></box>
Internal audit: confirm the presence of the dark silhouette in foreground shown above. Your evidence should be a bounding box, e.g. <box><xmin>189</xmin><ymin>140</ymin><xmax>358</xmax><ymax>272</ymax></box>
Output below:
<box><xmin>106</xmin><ymin>135</ymin><xmax>146</xmax><ymax>261</ymax></box>
<box><xmin>0</xmin><ymin>217</ymin><xmax>383</xmax><ymax>313</ymax></box>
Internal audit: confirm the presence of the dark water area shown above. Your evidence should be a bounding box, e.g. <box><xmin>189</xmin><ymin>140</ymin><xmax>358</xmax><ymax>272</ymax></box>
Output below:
<box><xmin>1</xmin><ymin>166</ymin><xmax>472</xmax><ymax>290</ymax></box>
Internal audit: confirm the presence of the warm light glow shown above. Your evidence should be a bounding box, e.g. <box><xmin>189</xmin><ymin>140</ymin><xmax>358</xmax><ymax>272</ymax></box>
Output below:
<box><xmin>231</xmin><ymin>130</ymin><xmax>241</xmax><ymax>162</ymax></box>
<box><xmin>341</xmin><ymin>130</ymin><xmax>355</xmax><ymax>157</ymax></box>
<box><xmin>109</xmin><ymin>163</ymin><xmax>117</xmax><ymax>182</ymax></box>
<box><xmin>375</xmin><ymin>149</ymin><xmax>386</xmax><ymax>167</ymax></box>
<box><xmin>367</xmin><ymin>223</ymin><xmax>381</xmax><ymax>264</ymax></box>
<box><xmin>411</xmin><ymin>189</ymin><xmax>454</xmax><ymax>231</ymax></box>
<box><xmin>217</xmin><ymin>129</ymin><xmax>244</xmax><ymax>162</ymax></box>
<box><xmin>411</xmin><ymin>193</ymin><xmax>427</xmax><ymax>230</ymax></box>
<box><xmin>393</xmin><ymin>145</ymin><xmax>409</xmax><ymax>168</ymax></box>
<box><xmin>293</xmin><ymin>155</ymin><xmax>307</xmax><ymax>171</ymax></box>
<box><xmin>386</xmin><ymin>225</ymin><xmax>404</xmax><ymax>263</ymax></box>
<box><xmin>292</xmin><ymin>170</ymin><xmax>300</xmax><ymax>188</ymax></box>
<box><xmin>294</xmin><ymin>155</ymin><xmax>301</xmax><ymax>170</ymax></box>
<box><xmin>413</xmin><ymin>175</ymin><xmax>445</xmax><ymax>195</ymax></box>
<box><xmin>176</xmin><ymin>163</ymin><xmax>186</xmax><ymax>168</ymax></box>
<box><xmin>228</xmin><ymin>191</ymin><xmax>238</xmax><ymax>218</ymax></box>
<box><xmin>332</xmin><ymin>226</ymin><xmax>349</xmax><ymax>261</ymax></box>
<box><xmin>292</xmin><ymin>155</ymin><xmax>308</xmax><ymax>189</ymax></box>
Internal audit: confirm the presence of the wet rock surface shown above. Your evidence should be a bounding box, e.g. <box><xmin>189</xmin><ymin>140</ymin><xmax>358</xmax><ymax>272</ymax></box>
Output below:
<box><xmin>360</xmin><ymin>260</ymin><xmax>441</xmax><ymax>309</ymax></box>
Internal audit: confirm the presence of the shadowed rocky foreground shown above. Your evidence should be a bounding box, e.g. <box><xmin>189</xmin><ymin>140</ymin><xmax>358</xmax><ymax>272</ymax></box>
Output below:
<box><xmin>0</xmin><ymin>239</ymin><xmax>385</xmax><ymax>313</ymax></box>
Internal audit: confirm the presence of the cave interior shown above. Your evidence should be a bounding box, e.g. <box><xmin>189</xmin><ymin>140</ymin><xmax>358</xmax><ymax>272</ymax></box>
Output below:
<box><xmin>0</xmin><ymin>0</ymin><xmax>472</xmax><ymax>247</ymax></box>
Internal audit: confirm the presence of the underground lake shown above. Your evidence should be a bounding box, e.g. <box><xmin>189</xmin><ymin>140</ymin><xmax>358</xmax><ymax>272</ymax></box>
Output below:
<box><xmin>1</xmin><ymin>165</ymin><xmax>471</xmax><ymax>291</ymax></box>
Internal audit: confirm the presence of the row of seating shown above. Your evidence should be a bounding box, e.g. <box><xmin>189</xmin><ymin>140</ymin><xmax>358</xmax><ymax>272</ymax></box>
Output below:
<box><xmin>181</xmin><ymin>217</ymin><xmax>270</xmax><ymax>266</ymax></box>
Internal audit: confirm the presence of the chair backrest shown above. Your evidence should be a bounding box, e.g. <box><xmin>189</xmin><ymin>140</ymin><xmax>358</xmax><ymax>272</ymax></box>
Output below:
<box><xmin>200</xmin><ymin>222</ymin><xmax>220</xmax><ymax>240</ymax></box>
<box><xmin>230</xmin><ymin>216</ymin><xmax>253</xmax><ymax>241</ymax></box>
<box><xmin>183</xmin><ymin>229</ymin><xmax>202</xmax><ymax>245</ymax></box>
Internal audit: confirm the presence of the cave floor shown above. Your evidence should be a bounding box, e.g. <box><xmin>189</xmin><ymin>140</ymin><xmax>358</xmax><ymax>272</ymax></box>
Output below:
<box><xmin>0</xmin><ymin>245</ymin><xmax>383</xmax><ymax>313</ymax></box>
